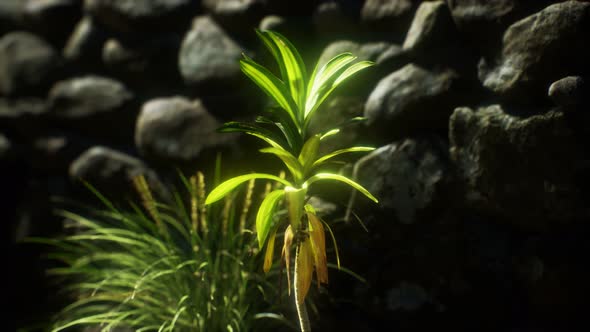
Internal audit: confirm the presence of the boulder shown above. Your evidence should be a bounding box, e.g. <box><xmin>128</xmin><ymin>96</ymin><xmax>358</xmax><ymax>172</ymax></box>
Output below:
<box><xmin>360</xmin><ymin>0</ymin><xmax>419</xmax><ymax>42</ymax></box>
<box><xmin>548</xmin><ymin>76</ymin><xmax>588</xmax><ymax>108</ymax></box>
<box><xmin>449</xmin><ymin>104</ymin><xmax>589</xmax><ymax>229</ymax></box>
<box><xmin>478</xmin><ymin>2</ymin><xmax>590</xmax><ymax>104</ymax></box>
<box><xmin>178</xmin><ymin>16</ymin><xmax>244</xmax><ymax>91</ymax></box>
<box><xmin>84</xmin><ymin>0</ymin><xmax>197</xmax><ymax>34</ymax></box>
<box><xmin>135</xmin><ymin>96</ymin><xmax>238</xmax><ymax>164</ymax></box>
<box><xmin>48</xmin><ymin>76</ymin><xmax>136</xmax><ymax>141</ymax></box>
<box><xmin>364</xmin><ymin>64</ymin><xmax>466</xmax><ymax>142</ymax></box>
<box><xmin>63</xmin><ymin>16</ymin><xmax>108</xmax><ymax>67</ymax></box>
<box><xmin>0</xmin><ymin>32</ymin><xmax>61</xmax><ymax>96</ymax></box>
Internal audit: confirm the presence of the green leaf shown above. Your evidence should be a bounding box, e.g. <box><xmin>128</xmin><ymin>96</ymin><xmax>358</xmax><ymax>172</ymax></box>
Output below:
<box><xmin>205</xmin><ymin>174</ymin><xmax>292</xmax><ymax>205</ymax></box>
<box><xmin>298</xmin><ymin>134</ymin><xmax>321</xmax><ymax>174</ymax></box>
<box><xmin>305</xmin><ymin>173</ymin><xmax>378</xmax><ymax>203</ymax></box>
<box><xmin>305</xmin><ymin>53</ymin><xmax>356</xmax><ymax>117</ymax></box>
<box><xmin>334</xmin><ymin>60</ymin><xmax>375</xmax><ymax>86</ymax></box>
<box><xmin>312</xmin><ymin>147</ymin><xmax>375</xmax><ymax>168</ymax></box>
<box><xmin>219</xmin><ymin>121</ymin><xmax>287</xmax><ymax>150</ymax></box>
<box><xmin>259</xmin><ymin>147</ymin><xmax>303</xmax><ymax>181</ymax></box>
<box><xmin>257</xmin><ymin>30</ymin><xmax>307</xmax><ymax>113</ymax></box>
<box><xmin>240</xmin><ymin>56</ymin><xmax>300</xmax><ymax>128</ymax></box>
<box><xmin>256</xmin><ymin>189</ymin><xmax>285</xmax><ymax>249</ymax></box>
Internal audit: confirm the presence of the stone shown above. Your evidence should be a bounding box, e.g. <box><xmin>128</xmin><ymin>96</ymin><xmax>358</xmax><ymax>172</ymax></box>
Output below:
<box><xmin>449</xmin><ymin>105</ymin><xmax>589</xmax><ymax>228</ymax></box>
<box><xmin>48</xmin><ymin>76</ymin><xmax>136</xmax><ymax>140</ymax></box>
<box><xmin>69</xmin><ymin>145</ymin><xmax>161</xmax><ymax>199</ymax></box>
<box><xmin>364</xmin><ymin>64</ymin><xmax>464</xmax><ymax>142</ymax></box>
<box><xmin>202</xmin><ymin>0</ymin><xmax>266</xmax><ymax>40</ymax></box>
<box><xmin>478</xmin><ymin>2</ymin><xmax>590</xmax><ymax>104</ymax></box>
<box><xmin>63</xmin><ymin>16</ymin><xmax>108</xmax><ymax>65</ymax></box>
<box><xmin>361</xmin><ymin>0</ymin><xmax>418</xmax><ymax>42</ymax></box>
<box><xmin>0</xmin><ymin>32</ymin><xmax>61</xmax><ymax>96</ymax></box>
<box><xmin>22</xmin><ymin>0</ymin><xmax>82</xmax><ymax>47</ymax></box>
<box><xmin>178</xmin><ymin>15</ymin><xmax>243</xmax><ymax>91</ymax></box>
<box><xmin>352</xmin><ymin>136</ymin><xmax>452</xmax><ymax>225</ymax></box>
<box><xmin>447</xmin><ymin>0</ymin><xmax>556</xmax><ymax>58</ymax></box>
<box><xmin>403</xmin><ymin>1</ymin><xmax>464</xmax><ymax>66</ymax></box>
<box><xmin>84</xmin><ymin>0</ymin><xmax>197</xmax><ymax>34</ymax></box>
<box><xmin>548</xmin><ymin>76</ymin><xmax>588</xmax><ymax>108</ymax></box>
<box><xmin>135</xmin><ymin>96</ymin><xmax>237</xmax><ymax>163</ymax></box>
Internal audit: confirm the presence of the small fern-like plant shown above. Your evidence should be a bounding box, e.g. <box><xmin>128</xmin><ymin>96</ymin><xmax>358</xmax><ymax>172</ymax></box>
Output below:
<box><xmin>36</xmin><ymin>173</ymin><xmax>286</xmax><ymax>332</ymax></box>
<box><xmin>205</xmin><ymin>30</ymin><xmax>379</xmax><ymax>332</ymax></box>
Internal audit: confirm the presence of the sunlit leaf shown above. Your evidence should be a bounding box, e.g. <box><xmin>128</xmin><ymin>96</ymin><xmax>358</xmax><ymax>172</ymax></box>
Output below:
<box><xmin>282</xmin><ymin>225</ymin><xmax>294</xmax><ymax>295</ymax></box>
<box><xmin>259</xmin><ymin>148</ymin><xmax>303</xmax><ymax>181</ymax></box>
<box><xmin>257</xmin><ymin>30</ymin><xmax>307</xmax><ymax>112</ymax></box>
<box><xmin>305</xmin><ymin>53</ymin><xmax>356</xmax><ymax>117</ymax></box>
<box><xmin>263</xmin><ymin>228</ymin><xmax>278</xmax><ymax>272</ymax></box>
<box><xmin>305</xmin><ymin>173</ymin><xmax>378</xmax><ymax>203</ymax></box>
<box><xmin>205</xmin><ymin>174</ymin><xmax>292</xmax><ymax>205</ymax></box>
<box><xmin>295</xmin><ymin>240</ymin><xmax>314</xmax><ymax>304</ymax></box>
<box><xmin>298</xmin><ymin>134</ymin><xmax>320</xmax><ymax>174</ymax></box>
<box><xmin>312</xmin><ymin>147</ymin><xmax>375</xmax><ymax>168</ymax></box>
<box><xmin>307</xmin><ymin>212</ymin><xmax>328</xmax><ymax>286</ymax></box>
<box><xmin>256</xmin><ymin>189</ymin><xmax>285</xmax><ymax>249</ymax></box>
<box><xmin>219</xmin><ymin>121</ymin><xmax>287</xmax><ymax>150</ymax></box>
<box><xmin>240</xmin><ymin>56</ymin><xmax>300</xmax><ymax>128</ymax></box>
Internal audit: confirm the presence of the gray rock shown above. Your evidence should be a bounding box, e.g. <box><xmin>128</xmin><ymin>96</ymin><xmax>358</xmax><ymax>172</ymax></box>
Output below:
<box><xmin>202</xmin><ymin>0</ymin><xmax>265</xmax><ymax>38</ymax></box>
<box><xmin>0</xmin><ymin>32</ymin><xmax>61</xmax><ymax>96</ymax></box>
<box><xmin>22</xmin><ymin>0</ymin><xmax>82</xmax><ymax>46</ymax></box>
<box><xmin>361</xmin><ymin>0</ymin><xmax>418</xmax><ymax>42</ymax></box>
<box><xmin>49</xmin><ymin>76</ymin><xmax>134</xmax><ymax>119</ymax></box>
<box><xmin>178</xmin><ymin>15</ymin><xmax>243</xmax><ymax>90</ymax></box>
<box><xmin>84</xmin><ymin>0</ymin><xmax>197</xmax><ymax>34</ymax></box>
<box><xmin>447</xmin><ymin>0</ymin><xmax>555</xmax><ymax>57</ymax></box>
<box><xmin>364</xmin><ymin>64</ymin><xmax>462</xmax><ymax>141</ymax></box>
<box><xmin>449</xmin><ymin>105</ymin><xmax>589</xmax><ymax>228</ymax></box>
<box><xmin>478</xmin><ymin>2</ymin><xmax>590</xmax><ymax>104</ymax></box>
<box><xmin>48</xmin><ymin>76</ymin><xmax>136</xmax><ymax>140</ymax></box>
<box><xmin>63</xmin><ymin>16</ymin><xmax>108</xmax><ymax>65</ymax></box>
<box><xmin>135</xmin><ymin>96</ymin><xmax>237</xmax><ymax>163</ymax></box>
<box><xmin>403</xmin><ymin>1</ymin><xmax>463</xmax><ymax>65</ymax></box>
<box><xmin>548</xmin><ymin>76</ymin><xmax>588</xmax><ymax>108</ymax></box>
<box><xmin>352</xmin><ymin>136</ymin><xmax>451</xmax><ymax>225</ymax></box>
<box><xmin>70</xmin><ymin>145</ymin><xmax>161</xmax><ymax>198</ymax></box>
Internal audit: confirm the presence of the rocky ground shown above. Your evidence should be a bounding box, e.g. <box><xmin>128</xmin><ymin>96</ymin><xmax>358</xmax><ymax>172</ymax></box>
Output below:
<box><xmin>3</xmin><ymin>1</ymin><xmax>590</xmax><ymax>331</ymax></box>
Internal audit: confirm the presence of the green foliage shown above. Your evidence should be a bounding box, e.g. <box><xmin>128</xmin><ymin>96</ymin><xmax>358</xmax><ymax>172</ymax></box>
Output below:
<box><xmin>35</xmin><ymin>173</ymin><xmax>287</xmax><ymax>332</ymax></box>
<box><xmin>205</xmin><ymin>29</ymin><xmax>379</xmax><ymax>332</ymax></box>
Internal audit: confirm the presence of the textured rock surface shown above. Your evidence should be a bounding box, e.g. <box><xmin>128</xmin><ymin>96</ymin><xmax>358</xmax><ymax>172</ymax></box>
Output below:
<box><xmin>69</xmin><ymin>145</ymin><xmax>161</xmax><ymax>198</ymax></box>
<box><xmin>364</xmin><ymin>64</ymin><xmax>464</xmax><ymax>141</ymax></box>
<box><xmin>353</xmin><ymin>136</ymin><xmax>453</xmax><ymax>225</ymax></box>
<box><xmin>135</xmin><ymin>96</ymin><xmax>237</xmax><ymax>163</ymax></box>
<box><xmin>361</xmin><ymin>0</ymin><xmax>417</xmax><ymax>42</ymax></box>
<box><xmin>548</xmin><ymin>76</ymin><xmax>588</xmax><ymax>108</ymax></box>
<box><xmin>479</xmin><ymin>1</ymin><xmax>590</xmax><ymax>104</ymax></box>
<box><xmin>0</xmin><ymin>32</ymin><xmax>61</xmax><ymax>96</ymax></box>
<box><xmin>179</xmin><ymin>16</ymin><xmax>243</xmax><ymax>91</ymax></box>
<box><xmin>449</xmin><ymin>104</ymin><xmax>589</xmax><ymax>228</ymax></box>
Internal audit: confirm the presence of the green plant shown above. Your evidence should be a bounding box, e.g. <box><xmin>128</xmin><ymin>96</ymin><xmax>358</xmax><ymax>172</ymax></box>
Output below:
<box><xmin>35</xmin><ymin>173</ymin><xmax>288</xmax><ymax>332</ymax></box>
<box><xmin>205</xmin><ymin>30</ymin><xmax>379</xmax><ymax>332</ymax></box>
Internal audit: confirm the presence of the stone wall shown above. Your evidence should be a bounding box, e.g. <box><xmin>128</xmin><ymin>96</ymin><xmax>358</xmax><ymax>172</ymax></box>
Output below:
<box><xmin>4</xmin><ymin>1</ymin><xmax>590</xmax><ymax>331</ymax></box>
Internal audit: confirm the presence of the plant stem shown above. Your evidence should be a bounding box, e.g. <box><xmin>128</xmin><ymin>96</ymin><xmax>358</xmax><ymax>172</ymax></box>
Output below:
<box><xmin>294</xmin><ymin>244</ymin><xmax>311</xmax><ymax>332</ymax></box>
